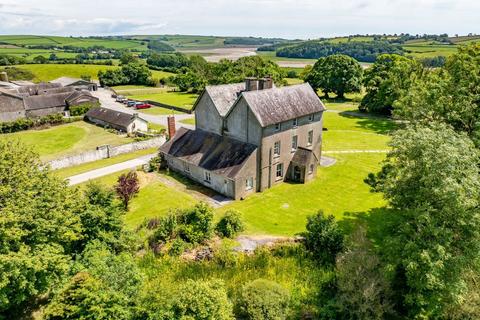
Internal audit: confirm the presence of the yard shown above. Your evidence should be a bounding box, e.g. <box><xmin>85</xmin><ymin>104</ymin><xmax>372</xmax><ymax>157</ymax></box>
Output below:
<box><xmin>119</xmin><ymin>103</ymin><xmax>395</xmax><ymax>235</ymax></box>
<box><xmin>2</xmin><ymin>121</ymin><xmax>134</xmax><ymax>161</ymax></box>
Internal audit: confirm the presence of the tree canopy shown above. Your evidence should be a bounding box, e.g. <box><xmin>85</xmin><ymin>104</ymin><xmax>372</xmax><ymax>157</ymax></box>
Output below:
<box><xmin>360</xmin><ymin>54</ymin><xmax>422</xmax><ymax>114</ymax></box>
<box><xmin>305</xmin><ymin>54</ymin><xmax>363</xmax><ymax>98</ymax></box>
<box><xmin>366</xmin><ymin>124</ymin><xmax>480</xmax><ymax>318</ymax></box>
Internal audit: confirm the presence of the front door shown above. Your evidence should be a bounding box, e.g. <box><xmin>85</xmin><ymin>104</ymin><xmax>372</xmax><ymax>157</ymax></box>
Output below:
<box><xmin>293</xmin><ymin>166</ymin><xmax>301</xmax><ymax>181</ymax></box>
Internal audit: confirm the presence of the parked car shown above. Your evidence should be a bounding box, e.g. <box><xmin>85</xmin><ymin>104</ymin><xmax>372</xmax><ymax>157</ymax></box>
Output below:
<box><xmin>126</xmin><ymin>100</ymin><xmax>136</xmax><ymax>107</ymax></box>
<box><xmin>116</xmin><ymin>95</ymin><xmax>126</xmax><ymax>103</ymax></box>
<box><xmin>134</xmin><ymin>102</ymin><xmax>152</xmax><ymax>109</ymax></box>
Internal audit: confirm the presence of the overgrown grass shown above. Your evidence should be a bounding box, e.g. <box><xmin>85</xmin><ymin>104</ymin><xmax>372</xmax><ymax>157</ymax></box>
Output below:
<box><xmin>2</xmin><ymin>121</ymin><xmax>134</xmax><ymax>161</ymax></box>
<box><xmin>139</xmin><ymin>245</ymin><xmax>333</xmax><ymax>317</ymax></box>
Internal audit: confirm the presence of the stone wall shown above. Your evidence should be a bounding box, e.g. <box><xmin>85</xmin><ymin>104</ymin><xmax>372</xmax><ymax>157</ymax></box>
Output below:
<box><xmin>48</xmin><ymin>136</ymin><xmax>165</xmax><ymax>170</ymax></box>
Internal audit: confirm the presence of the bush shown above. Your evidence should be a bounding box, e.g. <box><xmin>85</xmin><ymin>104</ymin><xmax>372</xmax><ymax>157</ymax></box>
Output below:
<box><xmin>300</xmin><ymin>211</ymin><xmax>344</xmax><ymax>264</ymax></box>
<box><xmin>239</xmin><ymin>279</ymin><xmax>290</xmax><ymax>320</ymax></box>
<box><xmin>174</xmin><ymin>279</ymin><xmax>234</xmax><ymax>320</ymax></box>
<box><xmin>0</xmin><ymin>113</ymin><xmax>75</xmax><ymax>134</ymax></box>
<box><xmin>69</xmin><ymin>102</ymin><xmax>99</xmax><ymax>116</ymax></box>
<box><xmin>177</xmin><ymin>202</ymin><xmax>214</xmax><ymax>244</ymax></box>
<box><xmin>215</xmin><ymin>210</ymin><xmax>245</xmax><ymax>238</ymax></box>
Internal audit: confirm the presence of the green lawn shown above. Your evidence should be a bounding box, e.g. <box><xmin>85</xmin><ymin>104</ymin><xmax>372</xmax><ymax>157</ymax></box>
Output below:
<box><xmin>140</xmin><ymin>107</ymin><xmax>187</xmax><ymax>115</ymax></box>
<box><xmin>179</xmin><ymin>118</ymin><xmax>196</xmax><ymax>125</ymax></box>
<box><xmin>128</xmin><ymin>91</ymin><xmax>198</xmax><ymax>109</ymax></box>
<box><xmin>2</xmin><ymin>121</ymin><xmax>134</xmax><ymax>161</ymax></box>
<box><xmin>126</xmin><ymin>180</ymin><xmax>197</xmax><ymax>227</ymax></box>
<box><xmin>53</xmin><ymin>148</ymin><xmax>158</xmax><ymax>179</ymax></box>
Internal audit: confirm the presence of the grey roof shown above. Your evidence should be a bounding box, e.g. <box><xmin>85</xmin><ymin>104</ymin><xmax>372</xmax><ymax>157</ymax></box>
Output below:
<box><xmin>291</xmin><ymin>147</ymin><xmax>318</xmax><ymax>166</ymax></box>
<box><xmin>38</xmin><ymin>86</ymin><xmax>76</xmax><ymax>95</ymax></box>
<box><xmin>85</xmin><ymin>107</ymin><xmax>146</xmax><ymax>128</ymax></box>
<box><xmin>50</xmin><ymin>77</ymin><xmax>92</xmax><ymax>86</ymax></box>
<box><xmin>23</xmin><ymin>92</ymin><xmax>69</xmax><ymax>110</ymax></box>
<box><xmin>160</xmin><ymin>127</ymin><xmax>257</xmax><ymax>179</ymax></box>
<box><xmin>240</xmin><ymin>83</ymin><xmax>326</xmax><ymax>127</ymax></box>
<box><xmin>66</xmin><ymin>91</ymin><xmax>99</xmax><ymax>105</ymax></box>
<box><xmin>203</xmin><ymin>83</ymin><xmax>245</xmax><ymax>116</ymax></box>
<box><xmin>15</xmin><ymin>83</ymin><xmax>62</xmax><ymax>96</ymax></box>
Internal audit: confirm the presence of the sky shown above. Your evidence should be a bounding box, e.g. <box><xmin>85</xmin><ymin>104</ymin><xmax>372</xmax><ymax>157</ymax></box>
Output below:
<box><xmin>0</xmin><ymin>0</ymin><xmax>478</xmax><ymax>39</ymax></box>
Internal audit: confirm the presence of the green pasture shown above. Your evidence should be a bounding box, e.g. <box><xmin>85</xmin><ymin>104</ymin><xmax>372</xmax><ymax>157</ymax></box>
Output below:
<box><xmin>1</xmin><ymin>121</ymin><xmax>134</xmax><ymax>161</ymax></box>
<box><xmin>128</xmin><ymin>90</ymin><xmax>198</xmax><ymax>109</ymax></box>
<box><xmin>15</xmin><ymin>64</ymin><xmax>116</xmax><ymax>81</ymax></box>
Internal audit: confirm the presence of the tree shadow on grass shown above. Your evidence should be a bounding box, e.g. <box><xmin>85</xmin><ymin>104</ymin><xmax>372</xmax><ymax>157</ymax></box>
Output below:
<box><xmin>338</xmin><ymin>207</ymin><xmax>403</xmax><ymax>252</ymax></box>
<box><xmin>338</xmin><ymin>112</ymin><xmax>398</xmax><ymax>135</ymax></box>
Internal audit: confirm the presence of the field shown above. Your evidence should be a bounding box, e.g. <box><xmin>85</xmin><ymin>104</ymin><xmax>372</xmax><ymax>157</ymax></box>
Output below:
<box><xmin>115</xmin><ymin>86</ymin><xmax>198</xmax><ymax>109</ymax></box>
<box><xmin>1</xmin><ymin>121</ymin><xmax>134</xmax><ymax>161</ymax></box>
<box><xmin>120</xmin><ymin>101</ymin><xmax>394</xmax><ymax>235</ymax></box>
<box><xmin>10</xmin><ymin>64</ymin><xmax>173</xmax><ymax>82</ymax></box>
<box><xmin>15</xmin><ymin>64</ymin><xmax>117</xmax><ymax>81</ymax></box>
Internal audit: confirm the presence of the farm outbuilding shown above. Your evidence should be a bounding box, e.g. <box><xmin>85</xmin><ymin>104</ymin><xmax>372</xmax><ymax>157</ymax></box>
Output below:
<box><xmin>50</xmin><ymin>77</ymin><xmax>98</xmax><ymax>91</ymax></box>
<box><xmin>85</xmin><ymin>107</ymin><xmax>148</xmax><ymax>133</ymax></box>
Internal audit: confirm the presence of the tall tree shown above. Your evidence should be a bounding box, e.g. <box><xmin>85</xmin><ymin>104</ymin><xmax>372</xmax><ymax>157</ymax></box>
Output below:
<box><xmin>366</xmin><ymin>124</ymin><xmax>480</xmax><ymax>318</ymax></box>
<box><xmin>0</xmin><ymin>140</ymin><xmax>82</xmax><ymax>315</ymax></box>
<box><xmin>394</xmin><ymin>43</ymin><xmax>480</xmax><ymax>146</ymax></box>
<box><xmin>305</xmin><ymin>54</ymin><xmax>363</xmax><ymax>98</ymax></box>
<box><xmin>360</xmin><ymin>54</ymin><xmax>422</xmax><ymax>114</ymax></box>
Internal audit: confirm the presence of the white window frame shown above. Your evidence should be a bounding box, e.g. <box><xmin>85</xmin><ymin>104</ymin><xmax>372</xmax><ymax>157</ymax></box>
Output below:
<box><xmin>292</xmin><ymin>118</ymin><xmax>298</xmax><ymax>127</ymax></box>
<box><xmin>291</xmin><ymin>135</ymin><xmax>298</xmax><ymax>152</ymax></box>
<box><xmin>309</xmin><ymin>164</ymin><xmax>314</xmax><ymax>174</ymax></box>
<box><xmin>276</xmin><ymin>163</ymin><xmax>284</xmax><ymax>179</ymax></box>
<box><xmin>307</xmin><ymin>130</ymin><xmax>313</xmax><ymax>146</ymax></box>
<box><xmin>245</xmin><ymin>177</ymin><xmax>254</xmax><ymax>190</ymax></box>
<box><xmin>273</xmin><ymin>141</ymin><xmax>281</xmax><ymax>157</ymax></box>
<box><xmin>274</xmin><ymin>123</ymin><xmax>281</xmax><ymax>131</ymax></box>
<box><xmin>204</xmin><ymin>171</ymin><xmax>211</xmax><ymax>183</ymax></box>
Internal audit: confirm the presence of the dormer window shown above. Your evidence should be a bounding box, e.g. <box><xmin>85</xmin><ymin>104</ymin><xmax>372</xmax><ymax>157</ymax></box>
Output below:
<box><xmin>274</xmin><ymin>123</ymin><xmax>281</xmax><ymax>131</ymax></box>
<box><xmin>292</xmin><ymin>118</ymin><xmax>298</xmax><ymax>127</ymax></box>
<box><xmin>308</xmin><ymin>114</ymin><xmax>314</xmax><ymax>122</ymax></box>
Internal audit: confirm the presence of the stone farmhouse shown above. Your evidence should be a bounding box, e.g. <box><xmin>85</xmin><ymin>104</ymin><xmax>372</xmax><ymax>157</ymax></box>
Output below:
<box><xmin>85</xmin><ymin>107</ymin><xmax>148</xmax><ymax>134</ymax></box>
<box><xmin>160</xmin><ymin>78</ymin><xmax>326</xmax><ymax>200</ymax></box>
<box><xmin>0</xmin><ymin>74</ymin><xmax>99</xmax><ymax>123</ymax></box>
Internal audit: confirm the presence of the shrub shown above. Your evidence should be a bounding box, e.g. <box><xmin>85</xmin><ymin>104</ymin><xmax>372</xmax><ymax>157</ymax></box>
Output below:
<box><xmin>174</xmin><ymin>279</ymin><xmax>234</xmax><ymax>320</ymax></box>
<box><xmin>300</xmin><ymin>211</ymin><xmax>344</xmax><ymax>264</ymax></box>
<box><xmin>0</xmin><ymin>113</ymin><xmax>73</xmax><ymax>134</ymax></box>
<box><xmin>215</xmin><ymin>210</ymin><xmax>245</xmax><ymax>238</ymax></box>
<box><xmin>150</xmin><ymin>212</ymin><xmax>178</xmax><ymax>243</ymax></box>
<box><xmin>177</xmin><ymin>202</ymin><xmax>214</xmax><ymax>244</ymax></box>
<box><xmin>69</xmin><ymin>102</ymin><xmax>98</xmax><ymax>116</ymax></box>
<box><xmin>168</xmin><ymin>238</ymin><xmax>187</xmax><ymax>256</ymax></box>
<box><xmin>239</xmin><ymin>279</ymin><xmax>290</xmax><ymax>320</ymax></box>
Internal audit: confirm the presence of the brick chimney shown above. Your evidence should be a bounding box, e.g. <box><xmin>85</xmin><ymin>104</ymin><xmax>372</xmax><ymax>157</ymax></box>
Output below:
<box><xmin>167</xmin><ymin>116</ymin><xmax>176</xmax><ymax>139</ymax></box>
<box><xmin>245</xmin><ymin>77</ymin><xmax>258</xmax><ymax>91</ymax></box>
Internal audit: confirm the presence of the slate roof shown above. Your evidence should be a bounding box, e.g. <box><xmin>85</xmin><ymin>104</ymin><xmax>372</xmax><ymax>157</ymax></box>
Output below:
<box><xmin>23</xmin><ymin>92</ymin><xmax>70</xmax><ymax>110</ymax></box>
<box><xmin>240</xmin><ymin>83</ymin><xmax>326</xmax><ymax>127</ymax></box>
<box><xmin>85</xmin><ymin>107</ymin><xmax>145</xmax><ymax>128</ymax></box>
<box><xmin>15</xmin><ymin>83</ymin><xmax>62</xmax><ymax>96</ymax></box>
<box><xmin>203</xmin><ymin>83</ymin><xmax>245</xmax><ymax>116</ymax></box>
<box><xmin>38</xmin><ymin>86</ymin><xmax>76</xmax><ymax>95</ymax></box>
<box><xmin>160</xmin><ymin>127</ymin><xmax>257</xmax><ymax>179</ymax></box>
<box><xmin>291</xmin><ymin>147</ymin><xmax>318</xmax><ymax>166</ymax></box>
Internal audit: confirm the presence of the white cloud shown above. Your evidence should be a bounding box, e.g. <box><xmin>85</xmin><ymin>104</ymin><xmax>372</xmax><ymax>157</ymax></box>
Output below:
<box><xmin>0</xmin><ymin>0</ymin><xmax>478</xmax><ymax>38</ymax></box>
